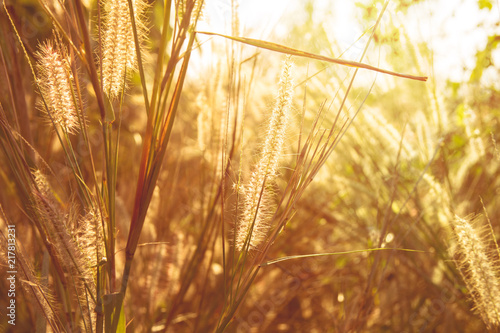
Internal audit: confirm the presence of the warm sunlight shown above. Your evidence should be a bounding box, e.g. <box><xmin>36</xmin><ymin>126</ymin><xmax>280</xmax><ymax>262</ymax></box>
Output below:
<box><xmin>200</xmin><ymin>0</ymin><xmax>292</xmax><ymax>36</ymax></box>
<box><xmin>1</xmin><ymin>0</ymin><xmax>499</xmax><ymax>332</ymax></box>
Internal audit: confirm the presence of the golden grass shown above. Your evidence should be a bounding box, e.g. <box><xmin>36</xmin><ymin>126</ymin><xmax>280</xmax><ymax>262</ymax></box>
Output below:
<box><xmin>0</xmin><ymin>0</ymin><xmax>499</xmax><ymax>332</ymax></box>
<box><xmin>236</xmin><ymin>57</ymin><xmax>293</xmax><ymax>252</ymax></box>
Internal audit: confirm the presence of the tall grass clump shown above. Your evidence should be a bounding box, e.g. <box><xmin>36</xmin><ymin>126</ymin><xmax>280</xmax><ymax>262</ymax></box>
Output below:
<box><xmin>35</xmin><ymin>39</ymin><xmax>80</xmax><ymax>133</ymax></box>
<box><xmin>0</xmin><ymin>0</ymin><xmax>433</xmax><ymax>330</ymax></box>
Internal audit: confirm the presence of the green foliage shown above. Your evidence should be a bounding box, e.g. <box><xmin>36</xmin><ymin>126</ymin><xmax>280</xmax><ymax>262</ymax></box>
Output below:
<box><xmin>478</xmin><ymin>0</ymin><xmax>494</xmax><ymax>10</ymax></box>
<box><xmin>470</xmin><ymin>35</ymin><xmax>500</xmax><ymax>82</ymax></box>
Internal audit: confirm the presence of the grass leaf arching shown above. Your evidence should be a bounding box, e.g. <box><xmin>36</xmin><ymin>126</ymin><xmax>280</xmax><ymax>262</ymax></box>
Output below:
<box><xmin>197</xmin><ymin>31</ymin><xmax>428</xmax><ymax>81</ymax></box>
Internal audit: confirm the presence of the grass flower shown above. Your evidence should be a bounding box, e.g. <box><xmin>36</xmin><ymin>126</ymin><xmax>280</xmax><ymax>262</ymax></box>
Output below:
<box><xmin>101</xmin><ymin>0</ymin><xmax>147</xmax><ymax>99</ymax></box>
<box><xmin>452</xmin><ymin>215</ymin><xmax>500</xmax><ymax>328</ymax></box>
<box><xmin>236</xmin><ymin>57</ymin><xmax>294</xmax><ymax>252</ymax></box>
<box><xmin>35</xmin><ymin>41</ymin><xmax>79</xmax><ymax>134</ymax></box>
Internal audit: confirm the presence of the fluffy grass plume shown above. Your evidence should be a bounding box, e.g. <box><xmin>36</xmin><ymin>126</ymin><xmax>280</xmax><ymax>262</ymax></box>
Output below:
<box><xmin>101</xmin><ymin>0</ymin><xmax>147</xmax><ymax>99</ymax></box>
<box><xmin>452</xmin><ymin>215</ymin><xmax>500</xmax><ymax>328</ymax></box>
<box><xmin>35</xmin><ymin>40</ymin><xmax>79</xmax><ymax>134</ymax></box>
<box><xmin>236</xmin><ymin>57</ymin><xmax>294</xmax><ymax>252</ymax></box>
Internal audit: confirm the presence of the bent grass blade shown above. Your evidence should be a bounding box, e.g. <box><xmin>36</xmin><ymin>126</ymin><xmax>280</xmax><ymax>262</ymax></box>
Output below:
<box><xmin>196</xmin><ymin>31</ymin><xmax>428</xmax><ymax>82</ymax></box>
<box><xmin>260</xmin><ymin>248</ymin><xmax>427</xmax><ymax>267</ymax></box>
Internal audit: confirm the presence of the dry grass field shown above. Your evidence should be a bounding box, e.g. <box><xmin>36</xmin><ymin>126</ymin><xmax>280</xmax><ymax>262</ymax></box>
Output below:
<box><xmin>0</xmin><ymin>0</ymin><xmax>499</xmax><ymax>332</ymax></box>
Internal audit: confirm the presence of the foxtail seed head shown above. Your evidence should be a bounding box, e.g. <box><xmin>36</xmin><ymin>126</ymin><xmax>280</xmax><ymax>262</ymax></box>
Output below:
<box><xmin>236</xmin><ymin>57</ymin><xmax>294</xmax><ymax>252</ymax></box>
<box><xmin>35</xmin><ymin>41</ymin><xmax>79</xmax><ymax>134</ymax></box>
<box><xmin>452</xmin><ymin>215</ymin><xmax>500</xmax><ymax>328</ymax></box>
<box><xmin>101</xmin><ymin>0</ymin><xmax>147</xmax><ymax>99</ymax></box>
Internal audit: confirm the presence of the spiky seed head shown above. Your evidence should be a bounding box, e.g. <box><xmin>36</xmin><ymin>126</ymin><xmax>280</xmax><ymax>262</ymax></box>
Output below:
<box><xmin>452</xmin><ymin>215</ymin><xmax>500</xmax><ymax>328</ymax></box>
<box><xmin>101</xmin><ymin>0</ymin><xmax>147</xmax><ymax>99</ymax></box>
<box><xmin>236</xmin><ymin>57</ymin><xmax>294</xmax><ymax>252</ymax></box>
<box><xmin>35</xmin><ymin>41</ymin><xmax>79</xmax><ymax>134</ymax></box>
